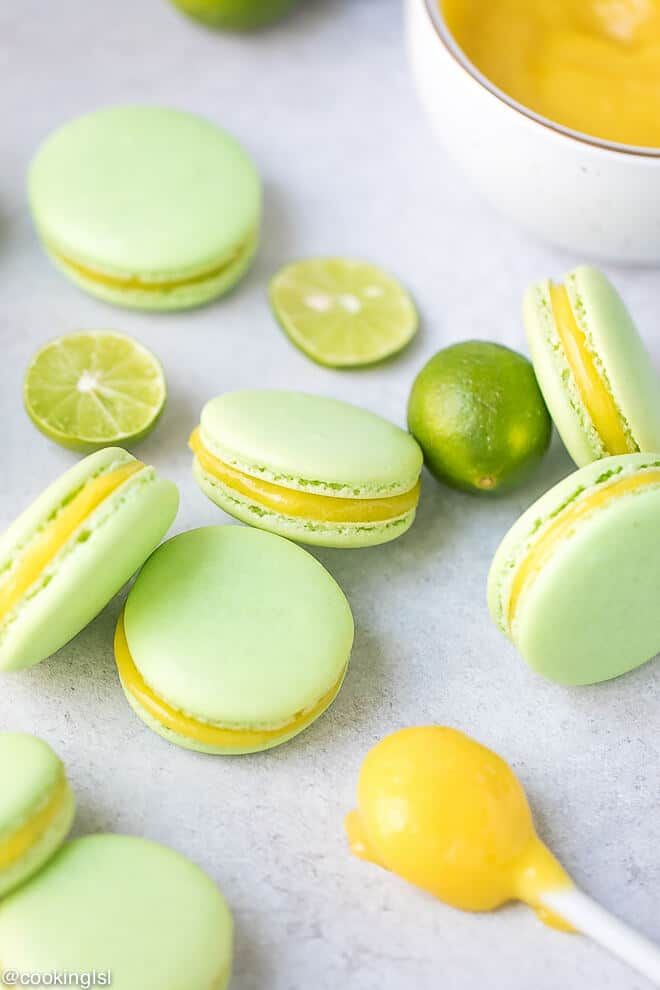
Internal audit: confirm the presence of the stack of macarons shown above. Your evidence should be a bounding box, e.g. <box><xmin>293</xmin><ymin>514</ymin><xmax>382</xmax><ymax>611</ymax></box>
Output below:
<box><xmin>489</xmin><ymin>265</ymin><xmax>660</xmax><ymax>685</ymax></box>
<box><xmin>0</xmin><ymin>733</ymin><xmax>234</xmax><ymax>990</ymax></box>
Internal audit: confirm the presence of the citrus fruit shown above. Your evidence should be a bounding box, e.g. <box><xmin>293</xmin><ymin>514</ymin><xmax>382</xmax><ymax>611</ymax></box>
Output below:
<box><xmin>407</xmin><ymin>341</ymin><xmax>552</xmax><ymax>494</ymax></box>
<box><xmin>24</xmin><ymin>332</ymin><xmax>167</xmax><ymax>451</ymax></box>
<box><xmin>269</xmin><ymin>258</ymin><xmax>418</xmax><ymax>368</ymax></box>
<box><xmin>169</xmin><ymin>0</ymin><xmax>297</xmax><ymax>30</ymax></box>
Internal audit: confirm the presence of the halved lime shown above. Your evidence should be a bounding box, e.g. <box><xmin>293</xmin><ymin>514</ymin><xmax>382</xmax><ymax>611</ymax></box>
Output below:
<box><xmin>24</xmin><ymin>332</ymin><xmax>167</xmax><ymax>451</ymax></box>
<box><xmin>269</xmin><ymin>258</ymin><xmax>418</xmax><ymax>368</ymax></box>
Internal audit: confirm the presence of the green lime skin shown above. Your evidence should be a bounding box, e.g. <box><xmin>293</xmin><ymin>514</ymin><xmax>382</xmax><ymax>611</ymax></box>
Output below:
<box><xmin>169</xmin><ymin>0</ymin><xmax>297</xmax><ymax>29</ymax></box>
<box><xmin>407</xmin><ymin>341</ymin><xmax>552</xmax><ymax>495</ymax></box>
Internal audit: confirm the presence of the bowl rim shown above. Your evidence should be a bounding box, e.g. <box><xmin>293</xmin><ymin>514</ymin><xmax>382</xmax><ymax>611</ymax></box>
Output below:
<box><xmin>422</xmin><ymin>0</ymin><xmax>660</xmax><ymax>160</ymax></box>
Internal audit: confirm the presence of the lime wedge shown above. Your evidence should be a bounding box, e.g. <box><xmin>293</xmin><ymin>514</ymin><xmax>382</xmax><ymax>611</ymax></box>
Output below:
<box><xmin>269</xmin><ymin>258</ymin><xmax>418</xmax><ymax>368</ymax></box>
<box><xmin>24</xmin><ymin>332</ymin><xmax>167</xmax><ymax>450</ymax></box>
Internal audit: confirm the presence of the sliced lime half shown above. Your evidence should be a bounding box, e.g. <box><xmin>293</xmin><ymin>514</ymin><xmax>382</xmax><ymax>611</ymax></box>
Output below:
<box><xmin>24</xmin><ymin>332</ymin><xmax>167</xmax><ymax>450</ymax></box>
<box><xmin>269</xmin><ymin>258</ymin><xmax>418</xmax><ymax>368</ymax></box>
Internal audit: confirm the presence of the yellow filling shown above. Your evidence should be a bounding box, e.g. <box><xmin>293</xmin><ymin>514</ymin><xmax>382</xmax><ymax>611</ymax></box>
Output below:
<box><xmin>50</xmin><ymin>240</ymin><xmax>250</xmax><ymax>293</ymax></box>
<box><xmin>189</xmin><ymin>428</ymin><xmax>420</xmax><ymax>524</ymax></box>
<box><xmin>0</xmin><ymin>462</ymin><xmax>142</xmax><ymax>624</ymax></box>
<box><xmin>550</xmin><ymin>283</ymin><xmax>633</xmax><ymax>456</ymax></box>
<box><xmin>442</xmin><ymin>0</ymin><xmax>660</xmax><ymax>148</ymax></box>
<box><xmin>0</xmin><ymin>774</ymin><xmax>69</xmax><ymax>871</ymax></box>
<box><xmin>507</xmin><ymin>469</ymin><xmax>660</xmax><ymax>630</ymax></box>
<box><xmin>114</xmin><ymin>611</ymin><xmax>345</xmax><ymax>749</ymax></box>
<box><xmin>346</xmin><ymin>726</ymin><xmax>573</xmax><ymax>931</ymax></box>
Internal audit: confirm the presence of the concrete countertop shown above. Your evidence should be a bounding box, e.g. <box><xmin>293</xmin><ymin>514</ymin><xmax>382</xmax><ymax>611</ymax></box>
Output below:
<box><xmin>1</xmin><ymin>1</ymin><xmax>658</xmax><ymax>987</ymax></box>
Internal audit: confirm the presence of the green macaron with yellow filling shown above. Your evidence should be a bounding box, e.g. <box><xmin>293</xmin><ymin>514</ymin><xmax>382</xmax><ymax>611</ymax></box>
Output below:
<box><xmin>0</xmin><ymin>733</ymin><xmax>74</xmax><ymax>898</ymax></box>
<box><xmin>0</xmin><ymin>834</ymin><xmax>233</xmax><ymax>990</ymax></box>
<box><xmin>488</xmin><ymin>453</ymin><xmax>660</xmax><ymax>685</ymax></box>
<box><xmin>0</xmin><ymin>448</ymin><xmax>179</xmax><ymax>671</ymax></box>
<box><xmin>28</xmin><ymin>107</ymin><xmax>261</xmax><ymax>311</ymax></box>
<box><xmin>115</xmin><ymin>526</ymin><xmax>354</xmax><ymax>754</ymax></box>
<box><xmin>524</xmin><ymin>265</ymin><xmax>660</xmax><ymax>467</ymax></box>
<box><xmin>190</xmin><ymin>390</ymin><xmax>424</xmax><ymax>548</ymax></box>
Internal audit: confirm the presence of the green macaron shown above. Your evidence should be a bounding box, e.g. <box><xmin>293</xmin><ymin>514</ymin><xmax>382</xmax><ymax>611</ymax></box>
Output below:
<box><xmin>524</xmin><ymin>265</ymin><xmax>660</xmax><ymax>467</ymax></box>
<box><xmin>0</xmin><ymin>734</ymin><xmax>74</xmax><ymax>898</ymax></box>
<box><xmin>114</xmin><ymin>526</ymin><xmax>354</xmax><ymax>754</ymax></box>
<box><xmin>190</xmin><ymin>390</ymin><xmax>424</xmax><ymax>548</ymax></box>
<box><xmin>28</xmin><ymin>107</ymin><xmax>261</xmax><ymax>311</ymax></box>
<box><xmin>488</xmin><ymin>453</ymin><xmax>660</xmax><ymax>685</ymax></box>
<box><xmin>0</xmin><ymin>835</ymin><xmax>233</xmax><ymax>990</ymax></box>
<box><xmin>0</xmin><ymin>448</ymin><xmax>179</xmax><ymax>671</ymax></box>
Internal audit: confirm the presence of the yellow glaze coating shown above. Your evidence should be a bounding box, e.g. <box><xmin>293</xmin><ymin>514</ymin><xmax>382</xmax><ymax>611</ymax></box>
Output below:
<box><xmin>190</xmin><ymin>428</ymin><xmax>420</xmax><ymax>523</ymax></box>
<box><xmin>114</xmin><ymin>610</ymin><xmax>346</xmax><ymax>749</ymax></box>
<box><xmin>0</xmin><ymin>774</ymin><xmax>69</xmax><ymax>871</ymax></box>
<box><xmin>442</xmin><ymin>0</ymin><xmax>660</xmax><ymax>147</ymax></box>
<box><xmin>0</xmin><ymin>462</ymin><xmax>142</xmax><ymax>623</ymax></box>
<box><xmin>550</xmin><ymin>283</ymin><xmax>633</xmax><ymax>455</ymax></box>
<box><xmin>346</xmin><ymin>726</ymin><xmax>573</xmax><ymax>930</ymax></box>
<box><xmin>507</xmin><ymin>468</ymin><xmax>660</xmax><ymax>630</ymax></box>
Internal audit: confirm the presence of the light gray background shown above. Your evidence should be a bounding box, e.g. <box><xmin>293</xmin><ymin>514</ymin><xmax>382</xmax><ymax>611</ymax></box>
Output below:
<box><xmin>1</xmin><ymin>2</ymin><xmax>658</xmax><ymax>988</ymax></box>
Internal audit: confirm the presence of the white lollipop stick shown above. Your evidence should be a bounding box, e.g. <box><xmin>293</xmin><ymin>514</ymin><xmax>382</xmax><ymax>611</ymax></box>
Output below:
<box><xmin>541</xmin><ymin>887</ymin><xmax>660</xmax><ymax>985</ymax></box>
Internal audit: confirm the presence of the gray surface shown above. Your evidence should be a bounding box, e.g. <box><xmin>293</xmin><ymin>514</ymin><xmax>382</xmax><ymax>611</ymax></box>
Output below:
<box><xmin>0</xmin><ymin>1</ymin><xmax>658</xmax><ymax>988</ymax></box>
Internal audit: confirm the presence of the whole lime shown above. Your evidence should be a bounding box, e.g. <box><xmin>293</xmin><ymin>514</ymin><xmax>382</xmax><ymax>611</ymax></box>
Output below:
<box><xmin>407</xmin><ymin>341</ymin><xmax>552</xmax><ymax>494</ymax></box>
<box><xmin>169</xmin><ymin>0</ymin><xmax>297</xmax><ymax>29</ymax></box>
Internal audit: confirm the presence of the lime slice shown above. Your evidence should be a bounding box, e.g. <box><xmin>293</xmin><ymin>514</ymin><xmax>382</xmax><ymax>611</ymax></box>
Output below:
<box><xmin>269</xmin><ymin>258</ymin><xmax>418</xmax><ymax>368</ymax></box>
<box><xmin>24</xmin><ymin>332</ymin><xmax>167</xmax><ymax>451</ymax></box>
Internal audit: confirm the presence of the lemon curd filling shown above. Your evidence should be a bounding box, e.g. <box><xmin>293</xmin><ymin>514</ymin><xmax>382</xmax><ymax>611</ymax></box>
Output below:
<box><xmin>189</xmin><ymin>428</ymin><xmax>420</xmax><ymax>524</ymax></box>
<box><xmin>0</xmin><ymin>462</ymin><xmax>142</xmax><ymax>624</ymax></box>
<box><xmin>507</xmin><ymin>469</ymin><xmax>660</xmax><ymax>630</ymax></box>
<box><xmin>114</xmin><ymin>611</ymin><xmax>345</xmax><ymax>748</ymax></box>
<box><xmin>49</xmin><ymin>237</ymin><xmax>254</xmax><ymax>294</ymax></box>
<box><xmin>442</xmin><ymin>0</ymin><xmax>660</xmax><ymax>147</ymax></box>
<box><xmin>549</xmin><ymin>283</ymin><xmax>634</xmax><ymax>456</ymax></box>
<box><xmin>0</xmin><ymin>774</ymin><xmax>69</xmax><ymax>871</ymax></box>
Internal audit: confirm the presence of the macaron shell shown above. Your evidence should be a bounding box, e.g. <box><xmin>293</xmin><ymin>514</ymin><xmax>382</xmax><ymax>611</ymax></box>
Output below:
<box><xmin>514</xmin><ymin>484</ymin><xmax>660</xmax><ymax>684</ymax></box>
<box><xmin>0</xmin><ymin>835</ymin><xmax>233</xmax><ymax>990</ymax></box>
<box><xmin>199</xmin><ymin>390</ymin><xmax>423</xmax><ymax>496</ymax></box>
<box><xmin>44</xmin><ymin>228</ymin><xmax>259</xmax><ymax>312</ymax></box>
<box><xmin>29</xmin><ymin>107</ymin><xmax>261</xmax><ymax>281</ymax></box>
<box><xmin>524</xmin><ymin>279</ymin><xmax>603</xmax><ymax>466</ymax></box>
<box><xmin>122</xmin><ymin>527</ymin><xmax>353</xmax><ymax>735</ymax></box>
<box><xmin>193</xmin><ymin>457</ymin><xmax>417</xmax><ymax>549</ymax></box>
<box><xmin>0</xmin><ymin>469</ymin><xmax>179</xmax><ymax>671</ymax></box>
<box><xmin>566</xmin><ymin>266</ymin><xmax>660</xmax><ymax>454</ymax></box>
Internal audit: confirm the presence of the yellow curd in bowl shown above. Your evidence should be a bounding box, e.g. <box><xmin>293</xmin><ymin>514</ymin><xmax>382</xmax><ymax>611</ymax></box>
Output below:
<box><xmin>441</xmin><ymin>0</ymin><xmax>660</xmax><ymax>147</ymax></box>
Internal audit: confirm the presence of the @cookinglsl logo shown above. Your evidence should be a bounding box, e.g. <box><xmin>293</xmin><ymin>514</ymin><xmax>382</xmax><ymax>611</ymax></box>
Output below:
<box><xmin>2</xmin><ymin>972</ymin><xmax>112</xmax><ymax>988</ymax></box>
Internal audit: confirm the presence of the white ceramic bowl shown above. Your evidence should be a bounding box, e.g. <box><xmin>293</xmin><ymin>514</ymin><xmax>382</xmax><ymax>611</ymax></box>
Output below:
<box><xmin>407</xmin><ymin>0</ymin><xmax>660</xmax><ymax>264</ymax></box>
